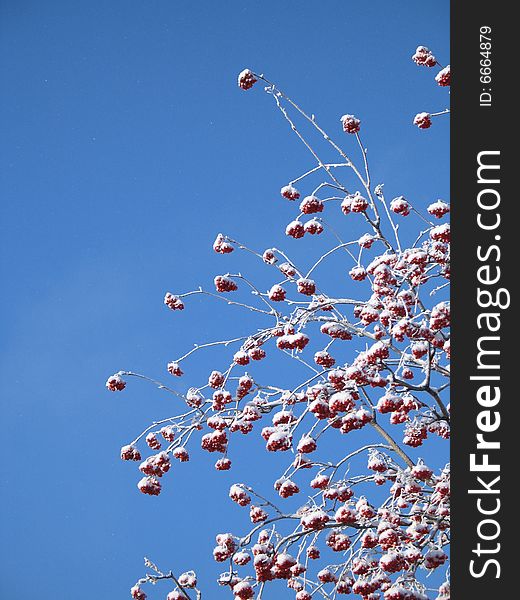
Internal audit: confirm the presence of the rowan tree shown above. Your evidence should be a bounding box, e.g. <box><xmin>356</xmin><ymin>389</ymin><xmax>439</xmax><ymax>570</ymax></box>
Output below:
<box><xmin>107</xmin><ymin>46</ymin><xmax>450</xmax><ymax>600</ymax></box>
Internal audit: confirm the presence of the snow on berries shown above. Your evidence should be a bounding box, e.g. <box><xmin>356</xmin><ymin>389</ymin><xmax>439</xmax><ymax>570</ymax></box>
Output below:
<box><xmin>285</xmin><ymin>219</ymin><xmax>305</xmax><ymax>239</ymax></box>
<box><xmin>106</xmin><ymin>373</ymin><xmax>126</xmax><ymax>391</ymax></box>
<box><xmin>299</xmin><ymin>195</ymin><xmax>324</xmax><ymax>214</ymax></box>
<box><xmin>413</xmin><ymin>112</ymin><xmax>432</xmax><ymax>129</ymax></box>
<box><xmin>229</xmin><ymin>484</ymin><xmax>251</xmax><ymax>506</ymax></box>
<box><xmin>280</xmin><ymin>184</ymin><xmax>300</xmax><ymax>200</ymax></box>
<box><xmin>435</xmin><ymin>64</ymin><xmax>451</xmax><ymax>86</ymax></box>
<box><xmin>412</xmin><ymin>45</ymin><xmax>437</xmax><ymax>67</ymax></box>
<box><xmin>214</xmin><ymin>275</ymin><xmax>238</xmax><ymax>292</ymax></box>
<box><xmin>340</xmin><ymin>114</ymin><xmax>361</xmax><ymax>134</ymax></box>
<box><xmin>390</xmin><ymin>196</ymin><xmax>411</xmax><ymax>216</ymax></box>
<box><xmin>268</xmin><ymin>284</ymin><xmax>286</xmax><ymax>302</ymax></box>
<box><xmin>304</xmin><ymin>218</ymin><xmax>323</xmax><ymax>235</ymax></box>
<box><xmin>137</xmin><ymin>476</ymin><xmax>161</xmax><ymax>496</ymax></box>
<box><xmin>167</xmin><ymin>361</ymin><xmax>183</xmax><ymax>376</ymax></box>
<box><xmin>173</xmin><ymin>446</ymin><xmax>189</xmax><ymax>462</ymax></box>
<box><xmin>430</xmin><ymin>223</ymin><xmax>450</xmax><ymax>242</ymax></box>
<box><xmin>237</xmin><ymin>68</ymin><xmax>257</xmax><ymax>90</ymax></box>
<box><xmin>296</xmin><ymin>278</ymin><xmax>316</xmax><ymax>296</ymax></box>
<box><xmin>164</xmin><ymin>292</ymin><xmax>184</xmax><ymax>311</ymax></box>
<box><xmin>130</xmin><ymin>585</ymin><xmax>147</xmax><ymax>600</ymax></box>
<box><xmin>213</xmin><ymin>233</ymin><xmax>234</xmax><ymax>254</ymax></box>
<box><xmin>427</xmin><ymin>199</ymin><xmax>450</xmax><ymax>218</ymax></box>
<box><xmin>121</xmin><ymin>444</ymin><xmax>141</xmax><ymax>461</ymax></box>
<box><xmin>342</xmin><ymin>191</ymin><xmax>368</xmax><ymax>214</ymax></box>
<box><xmin>297</xmin><ymin>435</ymin><xmax>317</xmax><ymax>454</ymax></box>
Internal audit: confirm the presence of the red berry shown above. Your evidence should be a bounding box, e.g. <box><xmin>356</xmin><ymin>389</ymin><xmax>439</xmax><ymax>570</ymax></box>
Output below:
<box><xmin>238</xmin><ymin>69</ymin><xmax>257</xmax><ymax>90</ymax></box>
<box><xmin>137</xmin><ymin>476</ymin><xmax>161</xmax><ymax>496</ymax></box>
<box><xmin>296</xmin><ymin>278</ymin><xmax>316</xmax><ymax>296</ymax></box>
<box><xmin>299</xmin><ymin>195</ymin><xmax>324</xmax><ymax>214</ymax></box>
<box><xmin>213</xmin><ymin>233</ymin><xmax>234</xmax><ymax>254</ymax></box>
<box><xmin>106</xmin><ymin>374</ymin><xmax>126</xmax><ymax>391</ymax></box>
<box><xmin>414</xmin><ymin>112</ymin><xmax>432</xmax><ymax>129</ymax></box>
<box><xmin>340</xmin><ymin>114</ymin><xmax>361</xmax><ymax>133</ymax></box>
<box><xmin>390</xmin><ymin>196</ymin><xmax>411</xmax><ymax>216</ymax></box>
<box><xmin>268</xmin><ymin>284</ymin><xmax>286</xmax><ymax>302</ymax></box>
<box><xmin>280</xmin><ymin>184</ymin><xmax>301</xmax><ymax>200</ymax></box>
<box><xmin>214</xmin><ymin>275</ymin><xmax>238</xmax><ymax>292</ymax></box>
<box><xmin>286</xmin><ymin>220</ymin><xmax>305</xmax><ymax>239</ymax></box>
<box><xmin>167</xmin><ymin>361</ymin><xmax>183</xmax><ymax>376</ymax></box>
<box><xmin>164</xmin><ymin>292</ymin><xmax>184</xmax><ymax>311</ymax></box>
<box><xmin>412</xmin><ymin>46</ymin><xmax>437</xmax><ymax>67</ymax></box>
<box><xmin>435</xmin><ymin>65</ymin><xmax>451</xmax><ymax>86</ymax></box>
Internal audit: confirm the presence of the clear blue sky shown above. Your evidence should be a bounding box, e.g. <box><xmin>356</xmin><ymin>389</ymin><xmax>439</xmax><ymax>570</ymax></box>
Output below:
<box><xmin>0</xmin><ymin>1</ymin><xmax>449</xmax><ymax>598</ymax></box>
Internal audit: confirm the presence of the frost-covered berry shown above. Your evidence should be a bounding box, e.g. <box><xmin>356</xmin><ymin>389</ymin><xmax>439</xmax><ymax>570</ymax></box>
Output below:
<box><xmin>213</xmin><ymin>233</ymin><xmax>234</xmax><ymax>254</ymax></box>
<box><xmin>160</xmin><ymin>426</ymin><xmax>176</xmax><ymax>442</ymax></box>
<box><xmin>121</xmin><ymin>444</ymin><xmax>141</xmax><ymax>461</ymax></box>
<box><xmin>300</xmin><ymin>195</ymin><xmax>324</xmax><ymax>214</ymax></box>
<box><xmin>297</xmin><ymin>435</ymin><xmax>317</xmax><ymax>454</ymax></box>
<box><xmin>334</xmin><ymin>504</ymin><xmax>357</xmax><ymax>524</ymax></box>
<box><xmin>281</xmin><ymin>184</ymin><xmax>301</xmax><ymax>200</ymax></box>
<box><xmin>340</xmin><ymin>114</ymin><xmax>361</xmax><ymax>134</ymax></box>
<box><xmin>286</xmin><ymin>220</ymin><xmax>305</xmax><ymax>239</ymax></box>
<box><xmin>278</xmin><ymin>479</ymin><xmax>300</xmax><ymax>498</ymax></box>
<box><xmin>436</xmin><ymin>65</ymin><xmax>451</xmax><ymax>86</ymax></box>
<box><xmin>427</xmin><ymin>200</ymin><xmax>450</xmax><ymax>218</ymax></box>
<box><xmin>310</xmin><ymin>474</ymin><xmax>330</xmax><ymax>489</ymax></box>
<box><xmin>106</xmin><ymin>374</ymin><xmax>126</xmax><ymax>391</ymax></box>
<box><xmin>229</xmin><ymin>484</ymin><xmax>251</xmax><ymax>506</ymax></box>
<box><xmin>268</xmin><ymin>284</ymin><xmax>286</xmax><ymax>302</ymax></box>
<box><xmin>296</xmin><ymin>278</ymin><xmax>316</xmax><ymax>296</ymax></box>
<box><xmin>209</xmin><ymin>370</ymin><xmax>225</xmax><ymax>388</ymax></box>
<box><xmin>214</xmin><ymin>275</ymin><xmax>238</xmax><ymax>292</ymax></box>
<box><xmin>167</xmin><ymin>591</ymin><xmax>188</xmax><ymax>600</ymax></box>
<box><xmin>238</xmin><ymin>69</ymin><xmax>257</xmax><ymax>90</ymax></box>
<box><xmin>233</xmin><ymin>580</ymin><xmax>254</xmax><ymax>599</ymax></box>
<box><xmin>215</xmin><ymin>457</ymin><xmax>232</xmax><ymax>471</ymax></box>
<box><xmin>318</xmin><ymin>568</ymin><xmax>338</xmax><ymax>583</ymax></box>
<box><xmin>350</xmin><ymin>192</ymin><xmax>369</xmax><ymax>213</ymax></box>
<box><xmin>146</xmin><ymin>433</ymin><xmax>161</xmax><ymax>450</ymax></box>
<box><xmin>304</xmin><ymin>219</ymin><xmax>323</xmax><ymax>235</ymax></box>
<box><xmin>130</xmin><ymin>585</ymin><xmax>147</xmax><ymax>600</ymax></box>
<box><xmin>424</xmin><ymin>549</ymin><xmax>448</xmax><ymax>569</ymax></box>
<box><xmin>178</xmin><ymin>572</ymin><xmax>197</xmax><ymax>589</ymax></box>
<box><xmin>414</xmin><ymin>112</ymin><xmax>432</xmax><ymax>129</ymax></box>
<box><xmin>412</xmin><ymin>46</ymin><xmax>437</xmax><ymax>67</ymax></box>
<box><xmin>326</xmin><ymin>531</ymin><xmax>352</xmax><ymax>552</ymax></box>
<box><xmin>314</xmin><ymin>350</ymin><xmax>335</xmax><ymax>368</ymax></box>
<box><xmin>262</xmin><ymin>249</ymin><xmax>277</xmax><ymax>265</ymax></box>
<box><xmin>234</xmin><ymin>551</ymin><xmax>251</xmax><ymax>566</ymax></box>
<box><xmin>279</xmin><ymin>262</ymin><xmax>297</xmax><ymax>277</ymax></box>
<box><xmin>248</xmin><ymin>346</ymin><xmax>266</xmax><ymax>361</ymax></box>
<box><xmin>390</xmin><ymin>196</ymin><xmax>411</xmax><ymax>216</ymax></box>
<box><xmin>164</xmin><ymin>292</ymin><xmax>184</xmax><ymax>311</ymax></box>
<box><xmin>358</xmin><ymin>233</ymin><xmax>375</xmax><ymax>248</ymax></box>
<box><xmin>173</xmin><ymin>446</ymin><xmax>189</xmax><ymax>462</ymax></box>
<box><xmin>233</xmin><ymin>350</ymin><xmax>250</xmax><ymax>365</ymax></box>
<box><xmin>250</xmin><ymin>505</ymin><xmax>268</xmax><ymax>523</ymax></box>
<box><xmin>349</xmin><ymin>266</ymin><xmax>367</xmax><ymax>281</ymax></box>
<box><xmin>266</xmin><ymin>429</ymin><xmax>292</xmax><ymax>452</ymax></box>
<box><xmin>167</xmin><ymin>361</ymin><xmax>183</xmax><ymax>376</ymax></box>
<box><xmin>137</xmin><ymin>476</ymin><xmax>161</xmax><ymax>496</ymax></box>
<box><xmin>301</xmin><ymin>509</ymin><xmax>329</xmax><ymax>529</ymax></box>
<box><xmin>430</xmin><ymin>223</ymin><xmax>450</xmax><ymax>242</ymax></box>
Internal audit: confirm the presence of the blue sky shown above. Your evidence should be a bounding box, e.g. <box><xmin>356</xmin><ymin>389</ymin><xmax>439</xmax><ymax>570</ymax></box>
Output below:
<box><xmin>0</xmin><ymin>1</ymin><xmax>449</xmax><ymax>598</ymax></box>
